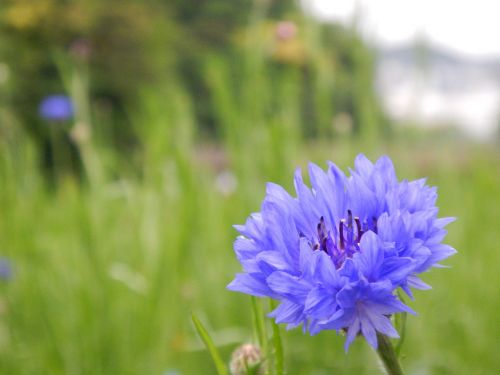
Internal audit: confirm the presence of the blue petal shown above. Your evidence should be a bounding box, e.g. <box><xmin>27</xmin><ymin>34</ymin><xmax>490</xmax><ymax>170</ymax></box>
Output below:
<box><xmin>266</xmin><ymin>182</ymin><xmax>311</xmax><ymax>238</ymax></box>
<box><xmin>326</xmin><ymin>161</ymin><xmax>348</xmax><ymax>219</ymax></box>
<box><xmin>304</xmin><ymin>286</ymin><xmax>337</xmax><ymax>319</ymax></box>
<box><xmin>346</xmin><ymin>174</ymin><xmax>377</xmax><ymax>219</ymax></box>
<box><xmin>368</xmin><ymin>313</ymin><xmax>399</xmax><ymax>339</ymax></box>
<box><xmin>407</xmin><ymin>275</ymin><xmax>432</xmax><ymax>290</ymax></box>
<box><xmin>376</xmin><ymin>296</ymin><xmax>416</xmax><ymax>315</ymax></box>
<box><xmin>266</xmin><ymin>271</ymin><xmax>310</xmax><ymax>303</ymax></box>
<box><xmin>257</xmin><ymin>251</ymin><xmax>291</xmax><ymax>272</ymax></box>
<box><xmin>405</xmin><ymin>242</ymin><xmax>431</xmax><ymax>266</ymax></box>
<box><xmin>313</xmin><ymin>251</ymin><xmax>343</xmax><ymax>288</ymax></box>
<box><xmin>354</xmin><ymin>231</ymin><xmax>384</xmax><ymax>281</ymax></box>
<box><xmin>376</xmin><ymin>212</ymin><xmax>393</xmax><ymax>241</ymax></box>
<box><xmin>339</xmin><ymin>259</ymin><xmax>359</xmax><ymax>281</ymax></box>
<box><xmin>261</xmin><ymin>202</ymin><xmax>300</xmax><ymax>266</ymax></box>
<box><xmin>375</xmin><ymin>155</ymin><xmax>397</xmax><ymax>184</ymax></box>
<box><xmin>234</xmin><ymin>213</ymin><xmax>264</xmax><ymax>239</ymax></box>
<box><xmin>344</xmin><ymin>318</ymin><xmax>360</xmax><ymax>352</ymax></box>
<box><xmin>360</xmin><ymin>315</ymin><xmax>378</xmax><ymax>349</ymax></box>
<box><xmin>400</xmin><ymin>283</ymin><xmax>414</xmax><ymax>299</ymax></box>
<box><xmin>299</xmin><ymin>238</ymin><xmax>315</xmax><ymax>278</ymax></box>
<box><xmin>227</xmin><ymin>273</ymin><xmax>275</xmax><ymax>297</ymax></box>
<box><xmin>420</xmin><ymin>244</ymin><xmax>457</xmax><ymax>271</ymax></box>
<box><xmin>319</xmin><ymin>308</ymin><xmax>354</xmax><ymax>329</ymax></box>
<box><xmin>336</xmin><ymin>282</ymin><xmax>362</xmax><ymax>309</ymax></box>
<box><xmin>434</xmin><ymin>217</ymin><xmax>456</xmax><ymax>228</ymax></box>
<box><xmin>293</xmin><ymin>169</ymin><xmax>321</xmax><ymax>234</ymax></box>
<box><xmin>234</xmin><ymin>237</ymin><xmax>260</xmax><ymax>260</ymax></box>
<box><xmin>266</xmin><ymin>182</ymin><xmax>293</xmax><ymax>204</ymax></box>
<box><xmin>268</xmin><ymin>300</ymin><xmax>304</xmax><ymax>324</ymax></box>
<box><xmin>425</xmin><ymin>229</ymin><xmax>448</xmax><ymax>245</ymax></box>
<box><xmin>354</xmin><ymin>154</ymin><xmax>374</xmax><ymax>179</ymax></box>
<box><xmin>364</xmin><ymin>279</ymin><xmax>393</xmax><ymax>298</ymax></box>
<box><xmin>380</xmin><ymin>257</ymin><xmax>415</xmax><ymax>285</ymax></box>
<box><xmin>308</xmin><ymin>162</ymin><xmax>337</xmax><ymax>225</ymax></box>
<box><xmin>240</xmin><ymin>258</ymin><xmax>261</xmax><ymax>273</ymax></box>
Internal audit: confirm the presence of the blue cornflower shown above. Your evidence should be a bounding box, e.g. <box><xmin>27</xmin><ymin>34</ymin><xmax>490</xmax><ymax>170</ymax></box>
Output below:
<box><xmin>39</xmin><ymin>95</ymin><xmax>74</xmax><ymax>121</ymax></box>
<box><xmin>228</xmin><ymin>154</ymin><xmax>456</xmax><ymax>351</ymax></box>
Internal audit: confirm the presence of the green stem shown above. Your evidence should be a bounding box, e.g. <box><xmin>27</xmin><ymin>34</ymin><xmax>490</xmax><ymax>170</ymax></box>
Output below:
<box><xmin>376</xmin><ymin>333</ymin><xmax>405</xmax><ymax>375</ymax></box>
<box><xmin>251</xmin><ymin>297</ymin><xmax>268</xmax><ymax>355</ymax></box>
<box><xmin>394</xmin><ymin>311</ymin><xmax>407</xmax><ymax>357</ymax></box>
<box><xmin>269</xmin><ymin>300</ymin><xmax>284</xmax><ymax>375</ymax></box>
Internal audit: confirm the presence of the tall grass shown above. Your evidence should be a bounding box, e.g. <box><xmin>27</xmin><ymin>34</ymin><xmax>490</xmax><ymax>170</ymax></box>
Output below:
<box><xmin>0</xmin><ymin>18</ymin><xmax>499</xmax><ymax>375</ymax></box>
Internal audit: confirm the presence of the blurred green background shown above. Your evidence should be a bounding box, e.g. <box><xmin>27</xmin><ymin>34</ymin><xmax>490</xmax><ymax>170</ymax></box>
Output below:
<box><xmin>0</xmin><ymin>1</ymin><xmax>498</xmax><ymax>374</ymax></box>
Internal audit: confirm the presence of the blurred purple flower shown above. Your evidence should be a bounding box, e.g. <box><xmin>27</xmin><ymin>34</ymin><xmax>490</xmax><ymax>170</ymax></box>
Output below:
<box><xmin>39</xmin><ymin>95</ymin><xmax>74</xmax><ymax>121</ymax></box>
<box><xmin>0</xmin><ymin>258</ymin><xmax>12</xmax><ymax>280</ymax></box>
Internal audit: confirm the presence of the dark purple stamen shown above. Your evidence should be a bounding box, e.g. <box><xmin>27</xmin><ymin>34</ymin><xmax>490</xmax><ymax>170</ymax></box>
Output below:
<box><xmin>315</xmin><ymin>216</ymin><xmax>329</xmax><ymax>253</ymax></box>
<box><xmin>339</xmin><ymin>219</ymin><xmax>345</xmax><ymax>250</ymax></box>
<box><xmin>355</xmin><ymin>217</ymin><xmax>363</xmax><ymax>242</ymax></box>
<box><xmin>317</xmin><ymin>216</ymin><xmax>326</xmax><ymax>239</ymax></box>
<box><xmin>313</xmin><ymin>211</ymin><xmax>375</xmax><ymax>268</ymax></box>
<box><xmin>336</xmin><ymin>210</ymin><xmax>367</xmax><ymax>253</ymax></box>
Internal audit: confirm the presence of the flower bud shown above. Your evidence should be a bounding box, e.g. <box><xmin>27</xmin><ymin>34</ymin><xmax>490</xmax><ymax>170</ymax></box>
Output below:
<box><xmin>229</xmin><ymin>343</ymin><xmax>264</xmax><ymax>375</ymax></box>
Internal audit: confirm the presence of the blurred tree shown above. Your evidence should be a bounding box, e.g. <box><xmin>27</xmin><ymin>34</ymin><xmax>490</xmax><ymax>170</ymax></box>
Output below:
<box><xmin>0</xmin><ymin>0</ymin><xmax>388</xmax><ymax>175</ymax></box>
<box><xmin>0</xmin><ymin>0</ymin><xmax>179</xmax><ymax>142</ymax></box>
<box><xmin>229</xmin><ymin>16</ymin><xmax>387</xmax><ymax>139</ymax></box>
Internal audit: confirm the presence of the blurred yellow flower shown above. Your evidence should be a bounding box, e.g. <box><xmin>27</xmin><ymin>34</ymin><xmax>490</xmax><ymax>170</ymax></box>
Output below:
<box><xmin>4</xmin><ymin>0</ymin><xmax>54</xmax><ymax>30</ymax></box>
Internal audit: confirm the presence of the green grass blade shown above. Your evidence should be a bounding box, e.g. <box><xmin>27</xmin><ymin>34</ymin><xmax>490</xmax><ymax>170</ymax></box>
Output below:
<box><xmin>269</xmin><ymin>300</ymin><xmax>284</xmax><ymax>375</ymax></box>
<box><xmin>251</xmin><ymin>297</ymin><xmax>268</xmax><ymax>354</ymax></box>
<box><xmin>394</xmin><ymin>291</ymin><xmax>408</xmax><ymax>357</ymax></box>
<box><xmin>191</xmin><ymin>314</ymin><xmax>229</xmax><ymax>375</ymax></box>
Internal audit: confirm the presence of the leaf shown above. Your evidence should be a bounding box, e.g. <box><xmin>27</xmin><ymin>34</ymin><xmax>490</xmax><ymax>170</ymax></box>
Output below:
<box><xmin>191</xmin><ymin>313</ymin><xmax>229</xmax><ymax>375</ymax></box>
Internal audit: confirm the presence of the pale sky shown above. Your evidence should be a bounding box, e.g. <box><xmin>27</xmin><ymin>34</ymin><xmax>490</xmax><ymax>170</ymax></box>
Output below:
<box><xmin>304</xmin><ymin>0</ymin><xmax>500</xmax><ymax>58</ymax></box>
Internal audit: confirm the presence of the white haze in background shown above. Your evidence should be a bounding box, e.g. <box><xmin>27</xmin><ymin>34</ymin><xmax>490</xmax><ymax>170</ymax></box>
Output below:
<box><xmin>303</xmin><ymin>0</ymin><xmax>500</xmax><ymax>140</ymax></box>
<box><xmin>303</xmin><ymin>0</ymin><xmax>500</xmax><ymax>57</ymax></box>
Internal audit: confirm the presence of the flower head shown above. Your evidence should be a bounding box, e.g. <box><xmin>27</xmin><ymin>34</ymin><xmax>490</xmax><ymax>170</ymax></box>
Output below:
<box><xmin>39</xmin><ymin>95</ymin><xmax>74</xmax><ymax>122</ymax></box>
<box><xmin>228</xmin><ymin>154</ymin><xmax>456</xmax><ymax>351</ymax></box>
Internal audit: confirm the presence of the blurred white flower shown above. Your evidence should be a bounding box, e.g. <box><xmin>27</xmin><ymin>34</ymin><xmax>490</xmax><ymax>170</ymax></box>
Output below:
<box><xmin>215</xmin><ymin>170</ymin><xmax>238</xmax><ymax>197</ymax></box>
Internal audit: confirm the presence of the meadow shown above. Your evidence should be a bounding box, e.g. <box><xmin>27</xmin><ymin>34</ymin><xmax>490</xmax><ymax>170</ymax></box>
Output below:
<box><xmin>0</xmin><ymin>99</ymin><xmax>498</xmax><ymax>375</ymax></box>
<box><xmin>0</xmin><ymin>4</ymin><xmax>499</xmax><ymax>374</ymax></box>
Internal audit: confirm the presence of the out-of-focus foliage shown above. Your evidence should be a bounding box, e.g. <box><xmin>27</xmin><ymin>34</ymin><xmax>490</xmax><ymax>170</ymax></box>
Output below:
<box><xmin>0</xmin><ymin>2</ymin><xmax>498</xmax><ymax>375</ymax></box>
<box><xmin>0</xmin><ymin>0</ymin><xmax>386</xmax><ymax>154</ymax></box>
<box><xmin>1</xmin><ymin>0</ymin><xmax>179</xmax><ymax>139</ymax></box>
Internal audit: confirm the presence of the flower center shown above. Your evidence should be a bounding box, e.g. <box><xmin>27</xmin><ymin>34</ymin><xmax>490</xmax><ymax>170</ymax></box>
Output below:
<box><xmin>311</xmin><ymin>210</ymin><xmax>377</xmax><ymax>269</ymax></box>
